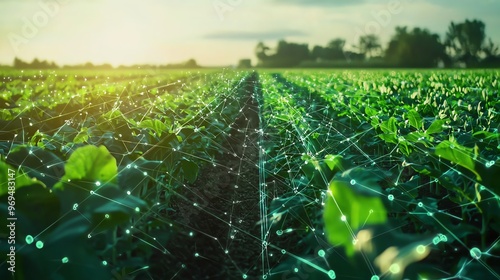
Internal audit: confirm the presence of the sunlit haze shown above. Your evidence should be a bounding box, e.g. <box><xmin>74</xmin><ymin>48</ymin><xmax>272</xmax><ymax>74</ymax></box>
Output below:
<box><xmin>1</xmin><ymin>0</ymin><xmax>499</xmax><ymax>66</ymax></box>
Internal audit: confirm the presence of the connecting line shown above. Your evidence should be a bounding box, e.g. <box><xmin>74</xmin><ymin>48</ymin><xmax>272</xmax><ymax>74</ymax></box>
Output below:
<box><xmin>255</xmin><ymin>74</ymin><xmax>269</xmax><ymax>278</ymax></box>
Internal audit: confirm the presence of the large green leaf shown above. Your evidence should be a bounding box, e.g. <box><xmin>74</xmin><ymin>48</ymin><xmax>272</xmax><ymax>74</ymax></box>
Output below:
<box><xmin>434</xmin><ymin>140</ymin><xmax>480</xmax><ymax>180</ymax></box>
<box><xmin>323</xmin><ymin>167</ymin><xmax>388</xmax><ymax>257</ymax></box>
<box><xmin>54</xmin><ymin>145</ymin><xmax>117</xmax><ymax>190</ymax></box>
<box><xmin>426</xmin><ymin>119</ymin><xmax>447</xmax><ymax>135</ymax></box>
<box><xmin>407</xmin><ymin>109</ymin><xmax>422</xmax><ymax>129</ymax></box>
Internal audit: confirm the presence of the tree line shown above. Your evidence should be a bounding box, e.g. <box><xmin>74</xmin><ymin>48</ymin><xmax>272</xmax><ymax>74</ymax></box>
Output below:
<box><xmin>255</xmin><ymin>19</ymin><xmax>500</xmax><ymax>68</ymax></box>
<box><xmin>11</xmin><ymin>58</ymin><xmax>199</xmax><ymax>70</ymax></box>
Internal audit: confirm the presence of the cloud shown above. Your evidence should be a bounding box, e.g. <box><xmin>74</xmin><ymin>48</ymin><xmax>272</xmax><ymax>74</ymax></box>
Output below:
<box><xmin>271</xmin><ymin>0</ymin><xmax>367</xmax><ymax>7</ymax></box>
<box><xmin>204</xmin><ymin>30</ymin><xmax>308</xmax><ymax>41</ymax></box>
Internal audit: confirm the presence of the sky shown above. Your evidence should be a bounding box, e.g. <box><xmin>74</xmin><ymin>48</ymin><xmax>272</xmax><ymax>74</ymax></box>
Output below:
<box><xmin>0</xmin><ymin>0</ymin><xmax>499</xmax><ymax>67</ymax></box>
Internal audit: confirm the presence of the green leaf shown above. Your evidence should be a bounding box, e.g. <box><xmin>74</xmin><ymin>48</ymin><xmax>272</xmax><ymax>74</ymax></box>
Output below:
<box><xmin>365</xmin><ymin>106</ymin><xmax>378</xmax><ymax>117</ymax></box>
<box><xmin>0</xmin><ymin>159</ymin><xmax>42</xmax><ymax>196</ymax></box>
<box><xmin>379</xmin><ymin>117</ymin><xmax>398</xmax><ymax>143</ymax></box>
<box><xmin>379</xmin><ymin>133</ymin><xmax>397</xmax><ymax>144</ymax></box>
<box><xmin>54</xmin><ymin>145</ymin><xmax>117</xmax><ymax>190</ymax></box>
<box><xmin>407</xmin><ymin>110</ymin><xmax>422</xmax><ymax>129</ymax></box>
<box><xmin>323</xmin><ymin>167</ymin><xmax>388</xmax><ymax>257</ymax></box>
<box><xmin>180</xmin><ymin>158</ymin><xmax>199</xmax><ymax>183</ymax></box>
<box><xmin>426</xmin><ymin>119</ymin><xmax>447</xmax><ymax>135</ymax></box>
<box><xmin>435</xmin><ymin>140</ymin><xmax>480</xmax><ymax>180</ymax></box>
<box><xmin>137</xmin><ymin>119</ymin><xmax>168</xmax><ymax>137</ymax></box>
<box><xmin>5</xmin><ymin>145</ymin><xmax>64</xmax><ymax>187</ymax></box>
<box><xmin>324</xmin><ymin>155</ymin><xmax>345</xmax><ymax>172</ymax></box>
<box><xmin>380</xmin><ymin>117</ymin><xmax>397</xmax><ymax>134</ymax></box>
<box><xmin>73</xmin><ymin>127</ymin><xmax>89</xmax><ymax>144</ymax></box>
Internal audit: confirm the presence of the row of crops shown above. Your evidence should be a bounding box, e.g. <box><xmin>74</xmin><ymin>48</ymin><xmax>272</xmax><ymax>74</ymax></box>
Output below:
<box><xmin>0</xmin><ymin>69</ymin><xmax>254</xmax><ymax>279</ymax></box>
<box><xmin>1</xmin><ymin>69</ymin><xmax>499</xmax><ymax>279</ymax></box>
<box><xmin>260</xmin><ymin>70</ymin><xmax>500</xmax><ymax>279</ymax></box>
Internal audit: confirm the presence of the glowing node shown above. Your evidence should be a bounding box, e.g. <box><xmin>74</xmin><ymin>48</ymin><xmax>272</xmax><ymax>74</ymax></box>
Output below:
<box><xmin>127</xmin><ymin>191</ymin><xmax>131</xmax><ymax>195</ymax></box>
<box><xmin>125</xmin><ymin>229</ymin><xmax>130</xmax><ymax>235</ymax></box>
<box><xmin>90</xmin><ymin>191</ymin><xmax>95</xmax><ymax>195</ymax></box>
<box><xmin>135</xmin><ymin>207</ymin><xmax>140</xmax><ymax>212</ymax></box>
<box><xmin>25</xmin><ymin>235</ymin><xmax>34</xmax><ymax>244</ymax></box>
<box><xmin>102</xmin><ymin>261</ymin><xmax>108</xmax><ymax>266</ymax></box>
<box><xmin>318</xmin><ymin>249</ymin><xmax>326</xmax><ymax>257</ymax></box>
<box><xmin>470</xmin><ymin>247</ymin><xmax>482</xmax><ymax>260</ymax></box>
<box><xmin>389</xmin><ymin>264</ymin><xmax>400</xmax><ymax>274</ymax></box>
<box><xmin>327</xmin><ymin>270</ymin><xmax>336</xmax><ymax>279</ymax></box>
<box><xmin>36</xmin><ymin>241</ymin><xmax>44</xmax><ymax>249</ymax></box>
<box><xmin>105</xmin><ymin>214</ymin><xmax>110</xmax><ymax>219</ymax></box>
<box><xmin>276</xmin><ymin>230</ymin><xmax>283</xmax><ymax>236</ymax></box>
<box><xmin>341</xmin><ymin>215</ymin><xmax>347</xmax><ymax>222</ymax></box>
<box><xmin>416</xmin><ymin>245</ymin><xmax>426</xmax><ymax>254</ymax></box>
<box><xmin>418</xmin><ymin>202</ymin><xmax>423</xmax><ymax>207</ymax></box>
<box><xmin>371</xmin><ymin>276</ymin><xmax>380</xmax><ymax>280</ymax></box>
<box><xmin>432</xmin><ymin>236</ymin><xmax>440</xmax><ymax>245</ymax></box>
<box><xmin>72</xmin><ymin>203</ymin><xmax>79</xmax><ymax>210</ymax></box>
<box><xmin>61</xmin><ymin>257</ymin><xmax>69</xmax><ymax>264</ymax></box>
<box><xmin>350</xmin><ymin>179</ymin><xmax>356</xmax><ymax>185</ymax></box>
<box><xmin>189</xmin><ymin>232</ymin><xmax>194</xmax><ymax>237</ymax></box>
<box><xmin>242</xmin><ymin>274</ymin><xmax>248</xmax><ymax>279</ymax></box>
<box><xmin>439</xmin><ymin>234</ymin><xmax>447</xmax><ymax>242</ymax></box>
<box><xmin>388</xmin><ymin>194</ymin><xmax>394</xmax><ymax>201</ymax></box>
<box><xmin>281</xmin><ymin>249</ymin><xmax>286</xmax><ymax>254</ymax></box>
<box><xmin>194</xmin><ymin>253</ymin><xmax>199</xmax><ymax>257</ymax></box>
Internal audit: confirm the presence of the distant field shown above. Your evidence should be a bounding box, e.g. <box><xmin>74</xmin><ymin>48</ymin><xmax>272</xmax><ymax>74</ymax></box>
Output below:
<box><xmin>1</xmin><ymin>68</ymin><xmax>499</xmax><ymax>279</ymax></box>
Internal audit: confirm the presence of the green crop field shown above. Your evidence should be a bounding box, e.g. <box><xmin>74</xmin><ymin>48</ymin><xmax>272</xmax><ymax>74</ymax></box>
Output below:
<box><xmin>1</xmin><ymin>69</ymin><xmax>499</xmax><ymax>280</ymax></box>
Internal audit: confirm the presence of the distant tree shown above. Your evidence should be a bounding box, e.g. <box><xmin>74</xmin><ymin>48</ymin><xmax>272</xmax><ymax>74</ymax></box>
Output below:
<box><xmin>255</xmin><ymin>42</ymin><xmax>270</xmax><ymax>63</ymax></box>
<box><xmin>311</xmin><ymin>45</ymin><xmax>326</xmax><ymax>61</ymax></box>
<box><xmin>483</xmin><ymin>38</ymin><xmax>499</xmax><ymax>58</ymax></box>
<box><xmin>311</xmin><ymin>38</ymin><xmax>346</xmax><ymax>61</ymax></box>
<box><xmin>445</xmin><ymin>19</ymin><xmax>486</xmax><ymax>67</ymax></box>
<box><xmin>13</xmin><ymin>57</ymin><xmax>29</xmax><ymax>68</ymax></box>
<box><xmin>237</xmin><ymin>59</ymin><xmax>252</xmax><ymax>68</ymax></box>
<box><xmin>358</xmin><ymin>34</ymin><xmax>381</xmax><ymax>59</ymax></box>
<box><xmin>481</xmin><ymin>38</ymin><xmax>500</xmax><ymax>67</ymax></box>
<box><xmin>256</xmin><ymin>40</ymin><xmax>309</xmax><ymax>67</ymax></box>
<box><xmin>343</xmin><ymin>51</ymin><xmax>365</xmax><ymax>62</ymax></box>
<box><xmin>327</xmin><ymin>38</ymin><xmax>346</xmax><ymax>51</ymax></box>
<box><xmin>184</xmin><ymin>59</ymin><xmax>198</xmax><ymax>68</ymax></box>
<box><xmin>385</xmin><ymin>27</ymin><xmax>446</xmax><ymax>68</ymax></box>
<box><xmin>13</xmin><ymin>57</ymin><xmax>58</xmax><ymax>69</ymax></box>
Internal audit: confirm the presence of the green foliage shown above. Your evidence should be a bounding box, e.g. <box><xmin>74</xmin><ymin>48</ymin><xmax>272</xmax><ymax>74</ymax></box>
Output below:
<box><xmin>1</xmin><ymin>68</ymin><xmax>499</xmax><ymax>279</ymax></box>
<box><xmin>435</xmin><ymin>139</ymin><xmax>480</xmax><ymax>180</ymax></box>
<box><xmin>323</xmin><ymin>167</ymin><xmax>388</xmax><ymax>257</ymax></box>
<box><xmin>54</xmin><ymin>145</ymin><xmax>117</xmax><ymax>190</ymax></box>
<box><xmin>0</xmin><ymin>160</ymin><xmax>41</xmax><ymax>196</ymax></box>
